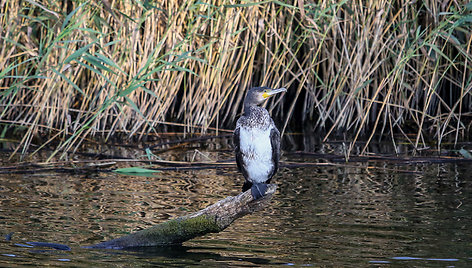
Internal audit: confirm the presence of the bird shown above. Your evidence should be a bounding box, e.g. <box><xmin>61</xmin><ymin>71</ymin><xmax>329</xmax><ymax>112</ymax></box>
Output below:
<box><xmin>233</xmin><ymin>86</ymin><xmax>286</xmax><ymax>199</ymax></box>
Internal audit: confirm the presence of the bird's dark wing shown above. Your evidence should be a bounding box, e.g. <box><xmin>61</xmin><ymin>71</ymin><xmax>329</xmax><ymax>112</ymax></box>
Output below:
<box><xmin>269</xmin><ymin>126</ymin><xmax>281</xmax><ymax>180</ymax></box>
<box><xmin>233</xmin><ymin>127</ymin><xmax>245</xmax><ymax>175</ymax></box>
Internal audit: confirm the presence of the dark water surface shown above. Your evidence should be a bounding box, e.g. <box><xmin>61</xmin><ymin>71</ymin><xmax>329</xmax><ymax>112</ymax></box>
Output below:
<box><xmin>1</xmin><ymin>148</ymin><xmax>471</xmax><ymax>267</ymax></box>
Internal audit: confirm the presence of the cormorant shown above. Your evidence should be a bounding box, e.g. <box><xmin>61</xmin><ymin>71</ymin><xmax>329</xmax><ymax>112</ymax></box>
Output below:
<box><xmin>233</xmin><ymin>86</ymin><xmax>286</xmax><ymax>199</ymax></box>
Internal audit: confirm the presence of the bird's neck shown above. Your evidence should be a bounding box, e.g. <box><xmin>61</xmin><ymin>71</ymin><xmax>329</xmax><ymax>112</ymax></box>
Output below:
<box><xmin>243</xmin><ymin>104</ymin><xmax>259</xmax><ymax>116</ymax></box>
<box><xmin>241</xmin><ymin>105</ymin><xmax>272</xmax><ymax>129</ymax></box>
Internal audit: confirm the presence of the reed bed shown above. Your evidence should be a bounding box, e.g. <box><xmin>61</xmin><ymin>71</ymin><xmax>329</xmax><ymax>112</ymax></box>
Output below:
<box><xmin>0</xmin><ymin>0</ymin><xmax>471</xmax><ymax>159</ymax></box>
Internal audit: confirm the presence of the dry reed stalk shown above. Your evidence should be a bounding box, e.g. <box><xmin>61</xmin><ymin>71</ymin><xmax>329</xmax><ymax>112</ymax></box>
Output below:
<box><xmin>0</xmin><ymin>0</ymin><xmax>471</xmax><ymax>160</ymax></box>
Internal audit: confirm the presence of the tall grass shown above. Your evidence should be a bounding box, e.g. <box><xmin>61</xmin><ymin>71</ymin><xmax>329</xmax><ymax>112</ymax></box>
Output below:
<box><xmin>0</xmin><ymin>0</ymin><xmax>471</xmax><ymax>159</ymax></box>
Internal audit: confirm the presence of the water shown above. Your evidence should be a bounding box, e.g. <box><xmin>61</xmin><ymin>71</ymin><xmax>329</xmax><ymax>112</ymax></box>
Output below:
<box><xmin>1</xmin><ymin>146</ymin><xmax>472</xmax><ymax>267</ymax></box>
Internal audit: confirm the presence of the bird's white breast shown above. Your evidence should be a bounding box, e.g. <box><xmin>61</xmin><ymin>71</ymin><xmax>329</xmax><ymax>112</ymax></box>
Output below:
<box><xmin>238</xmin><ymin>126</ymin><xmax>273</xmax><ymax>183</ymax></box>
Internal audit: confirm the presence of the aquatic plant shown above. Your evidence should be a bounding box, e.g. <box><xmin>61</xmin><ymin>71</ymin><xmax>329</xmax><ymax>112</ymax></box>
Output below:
<box><xmin>0</xmin><ymin>0</ymin><xmax>471</xmax><ymax>159</ymax></box>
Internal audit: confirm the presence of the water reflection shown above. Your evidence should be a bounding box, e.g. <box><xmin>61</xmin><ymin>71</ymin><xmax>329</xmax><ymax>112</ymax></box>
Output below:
<box><xmin>0</xmin><ymin>150</ymin><xmax>471</xmax><ymax>266</ymax></box>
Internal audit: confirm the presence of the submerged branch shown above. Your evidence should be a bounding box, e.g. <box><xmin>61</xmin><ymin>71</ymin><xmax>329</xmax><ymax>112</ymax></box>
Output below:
<box><xmin>3</xmin><ymin>152</ymin><xmax>472</xmax><ymax>175</ymax></box>
<box><xmin>85</xmin><ymin>184</ymin><xmax>277</xmax><ymax>249</ymax></box>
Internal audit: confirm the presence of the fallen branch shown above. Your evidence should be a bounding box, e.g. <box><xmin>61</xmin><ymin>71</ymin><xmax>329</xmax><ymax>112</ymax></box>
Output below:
<box><xmin>85</xmin><ymin>184</ymin><xmax>277</xmax><ymax>249</ymax></box>
<box><xmin>2</xmin><ymin>155</ymin><xmax>465</xmax><ymax>174</ymax></box>
<box><xmin>286</xmin><ymin>151</ymin><xmax>472</xmax><ymax>164</ymax></box>
<box><xmin>147</xmin><ymin>134</ymin><xmax>233</xmax><ymax>149</ymax></box>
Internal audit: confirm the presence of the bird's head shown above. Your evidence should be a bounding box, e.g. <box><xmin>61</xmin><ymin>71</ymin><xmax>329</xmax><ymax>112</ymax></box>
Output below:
<box><xmin>244</xmin><ymin>87</ymin><xmax>287</xmax><ymax>106</ymax></box>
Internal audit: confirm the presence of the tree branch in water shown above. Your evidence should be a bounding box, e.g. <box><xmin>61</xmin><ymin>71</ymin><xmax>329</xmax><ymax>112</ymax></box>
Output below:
<box><xmin>86</xmin><ymin>184</ymin><xmax>277</xmax><ymax>249</ymax></box>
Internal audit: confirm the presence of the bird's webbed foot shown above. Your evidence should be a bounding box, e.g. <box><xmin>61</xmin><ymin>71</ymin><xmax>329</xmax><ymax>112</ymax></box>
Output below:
<box><xmin>250</xmin><ymin>183</ymin><xmax>268</xmax><ymax>200</ymax></box>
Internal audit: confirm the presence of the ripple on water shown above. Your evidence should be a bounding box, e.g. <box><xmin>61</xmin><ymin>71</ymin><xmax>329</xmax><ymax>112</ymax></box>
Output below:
<box><xmin>1</xmin><ymin>153</ymin><xmax>472</xmax><ymax>266</ymax></box>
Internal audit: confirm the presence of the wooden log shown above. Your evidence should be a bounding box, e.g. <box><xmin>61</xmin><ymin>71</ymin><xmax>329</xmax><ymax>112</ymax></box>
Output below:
<box><xmin>86</xmin><ymin>184</ymin><xmax>277</xmax><ymax>249</ymax></box>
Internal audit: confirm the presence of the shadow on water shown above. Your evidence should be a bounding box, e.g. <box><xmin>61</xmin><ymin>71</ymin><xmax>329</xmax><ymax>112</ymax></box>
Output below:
<box><xmin>1</xmin><ymin>137</ymin><xmax>472</xmax><ymax>266</ymax></box>
<box><xmin>122</xmin><ymin>245</ymin><xmax>274</xmax><ymax>265</ymax></box>
<box><xmin>3</xmin><ymin>239</ymin><xmax>274</xmax><ymax>266</ymax></box>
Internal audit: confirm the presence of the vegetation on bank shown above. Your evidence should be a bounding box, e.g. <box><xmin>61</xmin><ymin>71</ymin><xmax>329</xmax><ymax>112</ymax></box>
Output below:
<box><xmin>0</xmin><ymin>0</ymin><xmax>471</xmax><ymax>159</ymax></box>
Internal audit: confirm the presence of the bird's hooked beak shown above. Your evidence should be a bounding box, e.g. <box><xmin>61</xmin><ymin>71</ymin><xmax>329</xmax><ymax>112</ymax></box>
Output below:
<box><xmin>262</xmin><ymin>87</ymin><xmax>287</xmax><ymax>99</ymax></box>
